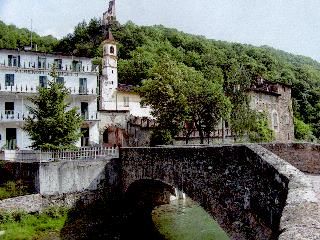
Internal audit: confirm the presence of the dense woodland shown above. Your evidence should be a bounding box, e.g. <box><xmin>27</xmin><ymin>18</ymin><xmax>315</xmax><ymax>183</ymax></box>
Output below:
<box><xmin>1</xmin><ymin>18</ymin><xmax>319</xmax><ymax>141</ymax></box>
<box><xmin>0</xmin><ymin>20</ymin><xmax>58</xmax><ymax>52</ymax></box>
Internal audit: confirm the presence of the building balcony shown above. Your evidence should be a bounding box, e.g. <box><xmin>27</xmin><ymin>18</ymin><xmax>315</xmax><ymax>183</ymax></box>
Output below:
<box><xmin>0</xmin><ymin>84</ymin><xmax>38</xmax><ymax>95</ymax></box>
<box><xmin>0</xmin><ymin>64</ymin><xmax>99</xmax><ymax>74</ymax></box>
<box><xmin>0</xmin><ymin>111</ymin><xmax>33</xmax><ymax>123</ymax></box>
<box><xmin>0</xmin><ymin>84</ymin><xmax>98</xmax><ymax>97</ymax></box>
<box><xmin>70</xmin><ymin>87</ymin><xmax>98</xmax><ymax>96</ymax></box>
<box><xmin>80</xmin><ymin>111</ymin><xmax>100</xmax><ymax>122</ymax></box>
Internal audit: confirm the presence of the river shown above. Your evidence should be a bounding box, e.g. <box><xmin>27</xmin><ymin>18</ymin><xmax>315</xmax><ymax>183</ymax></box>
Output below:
<box><xmin>151</xmin><ymin>198</ymin><xmax>230</xmax><ymax>240</ymax></box>
<box><xmin>61</xmin><ymin>195</ymin><xmax>229</xmax><ymax>240</ymax></box>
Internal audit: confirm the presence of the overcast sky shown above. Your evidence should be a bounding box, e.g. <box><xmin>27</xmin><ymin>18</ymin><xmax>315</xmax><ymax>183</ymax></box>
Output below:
<box><xmin>0</xmin><ymin>0</ymin><xmax>320</xmax><ymax>61</ymax></box>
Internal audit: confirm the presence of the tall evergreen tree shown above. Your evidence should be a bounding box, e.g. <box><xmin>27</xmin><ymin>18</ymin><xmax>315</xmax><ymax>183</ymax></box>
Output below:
<box><xmin>23</xmin><ymin>67</ymin><xmax>83</xmax><ymax>150</ymax></box>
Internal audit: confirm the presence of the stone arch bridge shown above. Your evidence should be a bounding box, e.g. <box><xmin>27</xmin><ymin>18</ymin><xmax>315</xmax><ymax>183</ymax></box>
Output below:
<box><xmin>119</xmin><ymin>144</ymin><xmax>319</xmax><ymax>240</ymax></box>
<box><xmin>0</xmin><ymin>144</ymin><xmax>319</xmax><ymax>239</ymax></box>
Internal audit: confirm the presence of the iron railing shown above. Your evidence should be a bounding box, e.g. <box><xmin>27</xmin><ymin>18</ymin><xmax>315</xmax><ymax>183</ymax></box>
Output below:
<box><xmin>0</xmin><ymin>146</ymin><xmax>119</xmax><ymax>162</ymax></box>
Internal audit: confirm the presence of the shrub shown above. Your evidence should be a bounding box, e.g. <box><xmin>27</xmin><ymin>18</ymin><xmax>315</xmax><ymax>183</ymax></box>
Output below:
<box><xmin>294</xmin><ymin>117</ymin><xmax>315</xmax><ymax>141</ymax></box>
<box><xmin>150</xmin><ymin>129</ymin><xmax>173</xmax><ymax>146</ymax></box>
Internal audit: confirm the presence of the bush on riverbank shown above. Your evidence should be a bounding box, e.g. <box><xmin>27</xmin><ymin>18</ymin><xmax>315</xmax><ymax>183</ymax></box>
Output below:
<box><xmin>0</xmin><ymin>207</ymin><xmax>69</xmax><ymax>240</ymax></box>
<box><xmin>0</xmin><ymin>181</ymin><xmax>29</xmax><ymax>200</ymax></box>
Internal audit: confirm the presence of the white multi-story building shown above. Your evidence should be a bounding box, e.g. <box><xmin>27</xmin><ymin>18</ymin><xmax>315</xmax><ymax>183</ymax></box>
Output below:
<box><xmin>0</xmin><ymin>49</ymin><xmax>100</xmax><ymax>149</ymax></box>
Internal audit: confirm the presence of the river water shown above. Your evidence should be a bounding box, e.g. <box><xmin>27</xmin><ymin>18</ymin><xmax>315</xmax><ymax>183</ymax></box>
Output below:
<box><xmin>151</xmin><ymin>198</ymin><xmax>230</xmax><ymax>240</ymax></box>
<box><xmin>61</xmin><ymin>195</ymin><xmax>230</xmax><ymax>240</ymax></box>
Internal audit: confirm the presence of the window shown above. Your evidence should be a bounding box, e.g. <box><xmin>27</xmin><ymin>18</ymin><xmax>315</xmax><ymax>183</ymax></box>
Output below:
<box><xmin>272</xmin><ymin>111</ymin><xmax>279</xmax><ymax>131</ymax></box>
<box><xmin>79</xmin><ymin>78</ymin><xmax>87</xmax><ymax>94</ymax></box>
<box><xmin>38</xmin><ymin>56</ymin><xmax>47</xmax><ymax>69</ymax></box>
<box><xmin>39</xmin><ymin>76</ymin><xmax>48</xmax><ymax>88</ymax></box>
<box><xmin>123</xmin><ymin>96</ymin><xmax>129</xmax><ymax>107</ymax></box>
<box><xmin>72</xmin><ymin>61</ymin><xmax>82</xmax><ymax>72</ymax></box>
<box><xmin>5</xmin><ymin>74</ymin><xmax>14</xmax><ymax>86</ymax></box>
<box><xmin>56</xmin><ymin>77</ymin><xmax>64</xmax><ymax>85</ymax></box>
<box><xmin>5</xmin><ymin>102</ymin><xmax>14</xmax><ymax>115</ymax></box>
<box><xmin>284</xmin><ymin>114</ymin><xmax>290</xmax><ymax>125</ymax></box>
<box><xmin>54</xmin><ymin>59</ymin><xmax>63</xmax><ymax>70</ymax></box>
<box><xmin>8</xmin><ymin>55</ymin><xmax>19</xmax><ymax>67</ymax></box>
<box><xmin>110</xmin><ymin>46</ymin><xmax>115</xmax><ymax>54</ymax></box>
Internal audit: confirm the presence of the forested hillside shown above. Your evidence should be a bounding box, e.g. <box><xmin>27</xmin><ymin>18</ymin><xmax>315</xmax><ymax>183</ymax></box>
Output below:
<box><xmin>0</xmin><ymin>20</ymin><xmax>58</xmax><ymax>52</ymax></box>
<box><xmin>1</xmin><ymin>19</ymin><xmax>320</xmax><ymax>140</ymax></box>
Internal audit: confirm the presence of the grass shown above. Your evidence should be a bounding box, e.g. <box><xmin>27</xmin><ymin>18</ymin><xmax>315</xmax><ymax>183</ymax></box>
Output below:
<box><xmin>0</xmin><ymin>181</ymin><xmax>29</xmax><ymax>201</ymax></box>
<box><xmin>0</xmin><ymin>207</ymin><xmax>68</xmax><ymax>240</ymax></box>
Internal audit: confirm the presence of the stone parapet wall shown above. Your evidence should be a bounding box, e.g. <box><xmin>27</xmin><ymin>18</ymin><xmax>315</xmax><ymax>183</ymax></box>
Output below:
<box><xmin>250</xmin><ymin>145</ymin><xmax>320</xmax><ymax>240</ymax></box>
<box><xmin>262</xmin><ymin>143</ymin><xmax>320</xmax><ymax>174</ymax></box>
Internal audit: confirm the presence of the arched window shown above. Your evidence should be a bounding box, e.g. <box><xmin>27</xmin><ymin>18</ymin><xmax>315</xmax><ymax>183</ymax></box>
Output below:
<box><xmin>110</xmin><ymin>46</ymin><xmax>115</xmax><ymax>54</ymax></box>
<box><xmin>272</xmin><ymin>111</ymin><xmax>279</xmax><ymax>131</ymax></box>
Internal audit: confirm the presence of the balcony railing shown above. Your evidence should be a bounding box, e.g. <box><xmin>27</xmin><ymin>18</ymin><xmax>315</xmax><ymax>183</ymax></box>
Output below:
<box><xmin>0</xmin><ymin>84</ymin><xmax>98</xmax><ymax>96</ymax></box>
<box><xmin>0</xmin><ymin>63</ymin><xmax>99</xmax><ymax>74</ymax></box>
<box><xmin>75</xmin><ymin>87</ymin><xmax>98</xmax><ymax>95</ymax></box>
<box><xmin>5</xmin><ymin>139</ymin><xmax>17</xmax><ymax>150</ymax></box>
<box><xmin>80</xmin><ymin>111</ymin><xmax>99</xmax><ymax>121</ymax></box>
<box><xmin>0</xmin><ymin>111</ymin><xmax>33</xmax><ymax>122</ymax></box>
<box><xmin>0</xmin><ymin>84</ymin><xmax>38</xmax><ymax>94</ymax></box>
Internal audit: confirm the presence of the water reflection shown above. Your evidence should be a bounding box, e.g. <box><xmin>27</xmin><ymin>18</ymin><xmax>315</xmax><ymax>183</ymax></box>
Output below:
<box><xmin>61</xmin><ymin>195</ymin><xmax>229</xmax><ymax>240</ymax></box>
<box><xmin>152</xmin><ymin>198</ymin><xmax>230</xmax><ymax>240</ymax></box>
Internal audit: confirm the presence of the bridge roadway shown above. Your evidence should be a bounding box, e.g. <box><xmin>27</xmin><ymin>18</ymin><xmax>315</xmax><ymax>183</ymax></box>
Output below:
<box><xmin>308</xmin><ymin>174</ymin><xmax>320</xmax><ymax>200</ymax></box>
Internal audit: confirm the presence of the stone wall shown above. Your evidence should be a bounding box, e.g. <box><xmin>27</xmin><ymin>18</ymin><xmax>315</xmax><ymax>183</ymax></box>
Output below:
<box><xmin>120</xmin><ymin>145</ymin><xmax>319</xmax><ymax>240</ymax></box>
<box><xmin>263</xmin><ymin>143</ymin><xmax>320</xmax><ymax>174</ymax></box>
<box><xmin>0</xmin><ymin>191</ymin><xmax>105</xmax><ymax>213</ymax></box>
<box><xmin>38</xmin><ymin>159</ymin><xmax>118</xmax><ymax>195</ymax></box>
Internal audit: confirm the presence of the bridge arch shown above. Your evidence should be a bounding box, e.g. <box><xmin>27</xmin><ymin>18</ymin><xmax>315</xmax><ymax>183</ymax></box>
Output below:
<box><xmin>125</xmin><ymin>179</ymin><xmax>177</xmax><ymax>211</ymax></box>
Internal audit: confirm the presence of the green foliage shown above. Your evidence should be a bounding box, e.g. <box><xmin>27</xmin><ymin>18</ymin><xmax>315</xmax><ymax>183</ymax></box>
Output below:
<box><xmin>150</xmin><ymin>129</ymin><xmax>173</xmax><ymax>147</ymax></box>
<box><xmin>0</xmin><ymin>207</ymin><xmax>68</xmax><ymax>240</ymax></box>
<box><xmin>249</xmin><ymin>113</ymin><xmax>275</xmax><ymax>142</ymax></box>
<box><xmin>294</xmin><ymin>117</ymin><xmax>314</xmax><ymax>141</ymax></box>
<box><xmin>140</xmin><ymin>57</ymin><xmax>231</xmax><ymax>144</ymax></box>
<box><xmin>23</xmin><ymin>67</ymin><xmax>83</xmax><ymax>150</ymax></box>
<box><xmin>0</xmin><ymin>181</ymin><xmax>29</xmax><ymax>200</ymax></box>
<box><xmin>0</xmin><ymin>20</ymin><xmax>58</xmax><ymax>52</ymax></box>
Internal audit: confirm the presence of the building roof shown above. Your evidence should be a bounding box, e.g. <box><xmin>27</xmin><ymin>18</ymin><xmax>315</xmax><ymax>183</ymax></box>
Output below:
<box><xmin>248</xmin><ymin>77</ymin><xmax>288</xmax><ymax>96</ymax></box>
<box><xmin>117</xmin><ymin>84</ymin><xmax>136</xmax><ymax>93</ymax></box>
<box><xmin>106</xmin><ymin>30</ymin><xmax>115</xmax><ymax>41</ymax></box>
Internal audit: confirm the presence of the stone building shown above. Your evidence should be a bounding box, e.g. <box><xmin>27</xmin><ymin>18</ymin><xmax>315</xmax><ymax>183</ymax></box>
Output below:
<box><xmin>175</xmin><ymin>77</ymin><xmax>295</xmax><ymax>144</ymax></box>
<box><xmin>248</xmin><ymin>77</ymin><xmax>294</xmax><ymax>142</ymax></box>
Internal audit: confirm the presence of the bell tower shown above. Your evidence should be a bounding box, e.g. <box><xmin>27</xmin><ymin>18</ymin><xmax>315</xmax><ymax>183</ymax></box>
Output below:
<box><xmin>100</xmin><ymin>30</ymin><xmax>118</xmax><ymax>110</ymax></box>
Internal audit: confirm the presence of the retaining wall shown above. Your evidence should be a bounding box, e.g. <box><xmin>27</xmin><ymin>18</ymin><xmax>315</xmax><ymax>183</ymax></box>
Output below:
<box><xmin>263</xmin><ymin>143</ymin><xmax>320</xmax><ymax>174</ymax></box>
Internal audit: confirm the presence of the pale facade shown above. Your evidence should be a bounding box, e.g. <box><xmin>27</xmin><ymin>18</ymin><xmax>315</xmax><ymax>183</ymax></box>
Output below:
<box><xmin>99</xmin><ymin>31</ymin><xmax>152</xmax><ymax>118</ymax></box>
<box><xmin>0</xmin><ymin>49</ymin><xmax>100</xmax><ymax>149</ymax></box>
